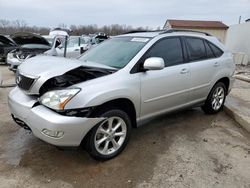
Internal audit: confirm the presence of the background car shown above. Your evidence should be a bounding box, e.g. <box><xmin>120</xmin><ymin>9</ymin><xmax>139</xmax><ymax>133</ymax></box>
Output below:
<box><xmin>6</xmin><ymin>32</ymin><xmax>51</xmax><ymax>72</ymax></box>
<box><xmin>0</xmin><ymin>35</ymin><xmax>18</xmax><ymax>63</ymax></box>
<box><xmin>49</xmin><ymin>27</ymin><xmax>70</xmax><ymax>37</ymax></box>
<box><xmin>90</xmin><ymin>32</ymin><xmax>109</xmax><ymax>45</ymax></box>
<box><xmin>45</xmin><ymin>35</ymin><xmax>92</xmax><ymax>58</ymax></box>
<box><xmin>7</xmin><ymin>44</ymin><xmax>51</xmax><ymax>72</ymax></box>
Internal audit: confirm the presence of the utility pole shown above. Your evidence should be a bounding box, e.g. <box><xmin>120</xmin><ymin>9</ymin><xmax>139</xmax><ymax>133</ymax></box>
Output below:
<box><xmin>238</xmin><ymin>16</ymin><xmax>241</xmax><ymax>24</ymax></box>
<box><xmin>63</xmin><ymin>35</ymin><xmax>68</xmax><ymax>58</ymax></box>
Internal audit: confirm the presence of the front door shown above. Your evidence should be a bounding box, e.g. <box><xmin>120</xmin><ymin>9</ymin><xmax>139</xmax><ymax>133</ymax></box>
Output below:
<box><xmin>139</xmin><ymin>37</ymin><xmax>191</xmax><ymax>120</ymax></box>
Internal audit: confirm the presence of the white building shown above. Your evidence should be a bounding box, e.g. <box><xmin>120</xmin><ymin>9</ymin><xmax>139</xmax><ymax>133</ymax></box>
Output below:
<box><xmin>163</xmin><ymin>19</ymin><xmax>228</xmax><ymax>43</ymax></box>
<box><xmin>225</xmin><ymin>20</ymin><xmax>250</xmax><ymax>65</ymax></box>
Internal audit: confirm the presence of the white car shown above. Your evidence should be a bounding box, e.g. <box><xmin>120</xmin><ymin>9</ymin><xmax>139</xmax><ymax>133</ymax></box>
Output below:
<box><xmin>45</xmin><ymin>36</ymin><xmax>92</xmax><ymax>58</ymax></box>
<box><xmin>9</xmin><ymin>29</ymin><xmax>235</xmax><ymax>160</ymax></box>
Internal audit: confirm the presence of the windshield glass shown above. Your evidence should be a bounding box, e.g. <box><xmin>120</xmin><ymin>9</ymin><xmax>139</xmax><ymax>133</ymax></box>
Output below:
<box><xmin>79</xmin><ymin>37</ymin><xmax>149</xmax><ymax>69</ymax></box>
<box><xmin>81</xmin><ymin>36</ymin><xmax>91</xmax><ymax>44</ymax></box>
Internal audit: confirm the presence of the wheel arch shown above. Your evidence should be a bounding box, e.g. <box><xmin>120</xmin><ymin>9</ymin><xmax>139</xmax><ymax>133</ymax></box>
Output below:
<box><xmin>81</xmin><ymin>98</ymin><xmax>137</xmax><ymax>148</ymax></box>
<box><xmin>214</xmin><ymin>77</ymin><xmax>230</xmax><ymax>94</ymax></box>
<box><xmin>90</xmin><ymin>98</ymin><xmax>137</xmax><ymax>128</ymax></box>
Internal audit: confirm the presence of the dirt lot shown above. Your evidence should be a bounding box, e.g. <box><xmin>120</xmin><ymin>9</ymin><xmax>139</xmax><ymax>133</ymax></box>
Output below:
<box><xmin>0</xmin><ymin>65</ymin><xmax>250</xmax><ymax>188</ymax></box>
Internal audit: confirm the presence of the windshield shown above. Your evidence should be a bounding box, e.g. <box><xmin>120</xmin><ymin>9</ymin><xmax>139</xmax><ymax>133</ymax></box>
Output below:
<box><xmin>81</xmin><ymin>36</ymin><xmax>91</xmax><ymax>44</ymax></box>
<box><xmin>58</xmin><ymin>36</ymin><xmax>90</xmax><ymax>49</ymax></box>
<box><xmin>79</xmin><ymin>37</ymin><xmax>149</xmax><ymax>69</ymax></box>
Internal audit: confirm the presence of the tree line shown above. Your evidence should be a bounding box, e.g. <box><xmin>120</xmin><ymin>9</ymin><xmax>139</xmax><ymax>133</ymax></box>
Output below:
<box><xmin>0</xmin><ymin>19</ymin><xmax>157</xmax><ymax>36</ymax></box>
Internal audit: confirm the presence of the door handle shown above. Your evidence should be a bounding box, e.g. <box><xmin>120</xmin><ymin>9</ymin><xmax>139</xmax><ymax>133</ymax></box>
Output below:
<box><xmin>74</xmin><ymin>49</ymin><xmax>80</xmax><ymax>51</ymax></box>
<box><xmin>214</xmin><ymin>62</ymin><xmax>220</xmax><ymax>67</ymax></box>
<box><xmin>180</xmin><ymin>68</ymin><xmax>189</xmax><ymax>74</ymax></box>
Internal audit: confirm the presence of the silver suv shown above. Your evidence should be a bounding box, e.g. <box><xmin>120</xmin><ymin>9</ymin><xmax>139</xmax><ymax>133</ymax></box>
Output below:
<box><xmin>8</xmin><ymin>29</ymin><xmax>235</xmax><ymax>160</ymax></box>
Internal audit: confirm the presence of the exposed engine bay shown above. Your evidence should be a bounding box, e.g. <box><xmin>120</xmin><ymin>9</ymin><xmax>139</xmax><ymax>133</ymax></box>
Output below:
<box><xmin>39</xmin><ymin>66</ymin><xmax>116</xmax><ymax>95</ymax></box>
<box><xmin>12</xmin><ymin>47</ymin><xmax>49</xmax><ymax>61</ymax></box>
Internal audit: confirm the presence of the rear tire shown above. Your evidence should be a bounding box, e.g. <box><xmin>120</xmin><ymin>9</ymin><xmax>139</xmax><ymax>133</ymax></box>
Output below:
<box><xmin>86</xmin><ymin>109</ymin><xmax>132</xmax><ymax>161</ymax></box>
<box><xmin>202</xmin><ymin>82</ymin><xmax>227</xmax><ymax>114</ymax></box>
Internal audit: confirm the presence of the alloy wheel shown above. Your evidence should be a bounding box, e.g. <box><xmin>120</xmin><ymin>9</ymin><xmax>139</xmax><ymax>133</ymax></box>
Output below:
<box><xmin>211</xmin><ymin>86</ymin><xmax>225</xmax><ymax>110</ymax></box>
<box><xmin>94</xmin><ymin>116</ymin><xmax>127</xmax><ymax>155</ymax></box>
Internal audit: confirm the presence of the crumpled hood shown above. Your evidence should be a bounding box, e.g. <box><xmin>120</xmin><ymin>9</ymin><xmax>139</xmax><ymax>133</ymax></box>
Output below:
<box><xmin>19</xmin><ymin>55</ymin><xmax>115</xmax><ymax>77</ymax></box>
<box><xmin>19</xmin><ymin>55</ymin><xmax>81</xmax><ymax>77</ymax></box>
<box><xmin>17</xmin><ymin>55</ymin><xmax>116</xmax><ymax>95</ymax></box>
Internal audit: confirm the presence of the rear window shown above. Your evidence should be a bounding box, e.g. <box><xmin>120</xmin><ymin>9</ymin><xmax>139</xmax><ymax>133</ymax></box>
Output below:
<box><xmin>186</xmin><ymin>37</ymin><xmax>206</xmax><ymax>61</ymax></box>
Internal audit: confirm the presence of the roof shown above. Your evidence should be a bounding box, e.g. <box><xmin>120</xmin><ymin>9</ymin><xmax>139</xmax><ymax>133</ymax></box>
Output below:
<box><xmin>120</xmin><ymin>31</ymin><xmax>160</xmax><ymax>38</ymax></box>
<box><xmin>120</xmin><ymin>30</ymin><xmax>211</xmax><ymax>39</ymax></box>
<box><xmin>166</xmin><ymin>19</ymin><xmax>229</xmax><ymax>29</ymax></box>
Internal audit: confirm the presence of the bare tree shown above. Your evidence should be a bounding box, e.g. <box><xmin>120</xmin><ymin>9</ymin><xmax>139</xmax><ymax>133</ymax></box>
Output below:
<box><xmin>0</xmin><ymin>19</ymin><xmax>151</xmax><ymax>36</ymax></box>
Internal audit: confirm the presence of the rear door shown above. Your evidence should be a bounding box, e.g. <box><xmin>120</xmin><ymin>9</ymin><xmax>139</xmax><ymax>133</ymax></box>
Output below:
<box><xmin>139</xmin><ymin>37</ymin><xmax>191</xmax><ymax>119</ymax></box>
<box><xmin>185</xmin><ymin>37</ymin><xmax>223</xmax><ymax>102</ymax></box>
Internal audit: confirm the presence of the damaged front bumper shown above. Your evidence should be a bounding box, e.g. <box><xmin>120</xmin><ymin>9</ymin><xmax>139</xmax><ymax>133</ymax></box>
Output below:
<box><xmin>8</xmin><ymin>87</ymin><xmax>105</xmax><ymax>146</ymax></box>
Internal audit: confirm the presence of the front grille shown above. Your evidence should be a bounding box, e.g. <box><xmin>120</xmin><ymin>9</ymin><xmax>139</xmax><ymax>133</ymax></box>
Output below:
<box><xmin>16</xmin><ymin>71</ymin><xmax>36</xmax><ymax>91</ymax></box>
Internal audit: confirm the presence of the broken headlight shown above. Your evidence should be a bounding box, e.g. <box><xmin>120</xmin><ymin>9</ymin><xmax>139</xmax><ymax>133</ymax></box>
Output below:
<box><xmin>40</xmin><ymin>88</ymin><xmax>80</xmax><ymax>110</ymax></box>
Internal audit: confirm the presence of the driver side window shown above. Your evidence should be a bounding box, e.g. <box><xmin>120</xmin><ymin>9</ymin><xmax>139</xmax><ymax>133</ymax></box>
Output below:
<box><xmin>144</xmin><ymin>37</ymin><xmax>184</xmax><ymax>67</ymax></box>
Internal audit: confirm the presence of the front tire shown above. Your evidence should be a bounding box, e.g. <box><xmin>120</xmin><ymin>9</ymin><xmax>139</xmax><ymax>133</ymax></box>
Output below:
<box><xmin>202</xmin><ymin>82</ymin><xmax>227</xmax><ymax>114</ymax></box>
<box><xmin>86</xmin><ymin>109</ymin><xmax>132</xmax><ymax>161</ymax></box>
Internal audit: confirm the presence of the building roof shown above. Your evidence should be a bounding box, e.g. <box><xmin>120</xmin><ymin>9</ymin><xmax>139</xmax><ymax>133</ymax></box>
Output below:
<box><xmin>166</xmin><ymin>19</ymin><xmax>229</xmax><ymax>29</ymax></box>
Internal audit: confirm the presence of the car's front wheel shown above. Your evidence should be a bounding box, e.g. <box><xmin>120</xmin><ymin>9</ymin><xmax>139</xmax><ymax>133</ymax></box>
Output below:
<box><xmin>86</xmin><ymin>109</ymin><xmax>131</xmax><ymax>161</ymax></box>
<box><xmin>202</xmin><ymin>82</ymin><xmax>227</xmax><ymax>114</ymax></box>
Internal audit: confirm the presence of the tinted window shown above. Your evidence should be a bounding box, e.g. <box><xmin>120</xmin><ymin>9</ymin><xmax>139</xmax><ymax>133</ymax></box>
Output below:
<box><xmin>186</xmin><ymin>37</ymin><xmax>206</xmax><ymax>61</ymax></box>
<box><xmin>204</xmin><ymin>41</ymin><xmax>215</xmax><ymax>58</ymax></box>
<box><xmin>208</xmin><ymin>42</ymin><xmax>223</xmax><ymax>57</ymax></box>
<box><xmin>145</xmin><ymin>37</ymin><xmax>183</xmax><ymax>67</ymax></box>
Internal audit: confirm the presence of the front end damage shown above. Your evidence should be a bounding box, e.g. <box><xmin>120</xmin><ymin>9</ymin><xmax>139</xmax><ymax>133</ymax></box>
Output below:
<box><xmin>9</xmin><ymin>87</ymin><xmax>105</xmax><ymax>146</ymax></box>
<box><xmin>39</xmin><ymin>66</ymin><xmax>115</xmax><ymax>95</ymax></box>
<box><xmin>9</xmin><ymin>59</ymin><xmax>115</xmax><ymax>146</ymax></box>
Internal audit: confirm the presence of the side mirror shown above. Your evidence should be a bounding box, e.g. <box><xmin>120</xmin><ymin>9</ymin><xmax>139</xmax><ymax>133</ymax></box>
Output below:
<box><xmin>143</xmin><ymin>57</ymin><xmax>165</xmax><ymax>71</ymax></box>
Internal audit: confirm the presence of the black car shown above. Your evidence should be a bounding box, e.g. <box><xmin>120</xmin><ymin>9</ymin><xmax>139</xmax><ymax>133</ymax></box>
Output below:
<box><xmin>1</xmin><ymin>32</ymin><xmax>51</xmax><ymax>65</ymax></box>
<box><xmin>0</xmin><ymin>35</ymin><xmax>18</xmax><ymax>63</ymax></box>
<box><xmin>6</xmin><ymin>32</ymin><xmax>51</xmax><ymax>71</ymax></box>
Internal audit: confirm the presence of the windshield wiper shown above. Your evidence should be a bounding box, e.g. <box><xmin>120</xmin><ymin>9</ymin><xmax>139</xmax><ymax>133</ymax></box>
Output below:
<box><xmin>80</xmin><ymin>60</ymin><xmax>119</xmax><ymax>71</ymax></box>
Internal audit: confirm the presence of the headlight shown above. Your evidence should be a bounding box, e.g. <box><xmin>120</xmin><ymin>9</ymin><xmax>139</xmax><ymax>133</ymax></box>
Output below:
<box><xmin>40</xmin><ymin>88</ymin><xmax>80</xmax><ymax>110</ymax></box>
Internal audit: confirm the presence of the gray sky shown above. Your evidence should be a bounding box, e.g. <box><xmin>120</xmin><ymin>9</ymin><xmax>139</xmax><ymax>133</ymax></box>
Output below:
<box><xmin>0</xmin><ymin>0</ymin><xmax>250</xmax><ymax>28</ymax></box>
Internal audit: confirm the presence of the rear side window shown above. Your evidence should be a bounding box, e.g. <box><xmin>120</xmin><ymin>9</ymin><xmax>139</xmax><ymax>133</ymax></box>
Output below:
<box><xmin>208</xmin><ymin>42</ymin><xmax>223</xmax><ymax>57</ymax></box>
<box><xmin>145</xmin><ymin>37</ymin><xmax>183</xmax><ymax>67</ymax></box>
<box><xmin>186</xmin><ymin>37</ymin><xmax>206</xmax><ymax>61</ymax></box>
<box><xmin>204</xmin><ymin>41</ymin><xmax>215</xmax><ymax>58</ymax></box>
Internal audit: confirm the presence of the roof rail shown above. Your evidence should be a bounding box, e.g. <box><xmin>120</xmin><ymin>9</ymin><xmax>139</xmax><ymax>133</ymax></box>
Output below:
<box><xmin>122</xmin><ymin>30</ymin><xmax>151</xmax><ymax>34</ymax></box>
<box><xmin>160</xmin><ymin>29</ymin><xmax>211</xmax><ymax>36</ymax></box>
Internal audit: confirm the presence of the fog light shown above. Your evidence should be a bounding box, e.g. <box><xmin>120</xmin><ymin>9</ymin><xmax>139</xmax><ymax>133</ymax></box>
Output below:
<box><xmin>42</xmin><ymin>129</ymin><xmax>64</xmax><ymax>138</ymax></box>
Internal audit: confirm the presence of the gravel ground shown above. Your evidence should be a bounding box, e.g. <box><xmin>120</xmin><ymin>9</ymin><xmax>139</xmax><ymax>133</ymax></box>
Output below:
<box><xmin>0</xmin><ymin>65</ymin><xmax>250</xmax><ymax>188</ymax></box>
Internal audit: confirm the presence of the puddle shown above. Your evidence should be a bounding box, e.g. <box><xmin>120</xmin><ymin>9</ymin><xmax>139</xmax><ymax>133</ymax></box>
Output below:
<box><xmin>0</xmin><ymin>128</ymin><xmax>34</xmax><ymax>166</ymax></box>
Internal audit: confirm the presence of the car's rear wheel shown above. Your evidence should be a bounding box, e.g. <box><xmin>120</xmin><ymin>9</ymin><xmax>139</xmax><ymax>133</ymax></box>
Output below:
<box><xmin>202</xmin><ymin>82</ymin><xmax>227</xmax><ymax>114</ymax></box>
<box><xmin>86</xmin><ymin>109</ymin><xmax>131</xmax><ymax>161</ymax></box>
